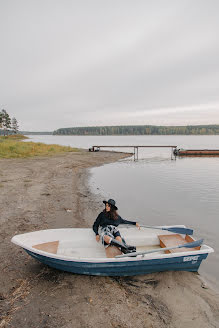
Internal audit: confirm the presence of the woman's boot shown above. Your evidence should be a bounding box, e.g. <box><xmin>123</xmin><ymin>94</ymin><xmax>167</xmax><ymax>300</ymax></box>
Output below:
<box><xmin>110</xmin><ymin>238</ymin><xmax>136</xmax><ymax>254</ymax></box>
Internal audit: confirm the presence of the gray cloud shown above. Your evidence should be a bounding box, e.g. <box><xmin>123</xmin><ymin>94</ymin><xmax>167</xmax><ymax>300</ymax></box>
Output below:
<box><xmin>0</xmin><ymin>0</ymin><xmax>219</xmax><ymax>130</ymax></box>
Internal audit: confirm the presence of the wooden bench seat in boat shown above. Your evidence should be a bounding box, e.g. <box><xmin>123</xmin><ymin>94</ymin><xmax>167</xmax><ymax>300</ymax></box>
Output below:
<box><xmin>158</xmin><ymin>234</ymin><xmax>201</xmax><ymax>254</ymax></box>
<box><xmin>33</xmin><ymin>241</ymin><xmax>59</xmax><ymax>254</ymax></box>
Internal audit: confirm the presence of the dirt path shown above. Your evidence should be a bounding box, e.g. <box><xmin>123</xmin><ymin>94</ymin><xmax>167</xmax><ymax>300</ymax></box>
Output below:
<box><xmin>0</xmin><ymin>151</ymin><xmax>218</xmax><ymax>328</ymax></box>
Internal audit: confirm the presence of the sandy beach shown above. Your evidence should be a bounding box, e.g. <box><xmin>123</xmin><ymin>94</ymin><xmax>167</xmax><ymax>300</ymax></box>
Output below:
<box><xmin>0</xmin><ymin>150</ymin><xmax>219</xmax><ymax>328</ymax></box>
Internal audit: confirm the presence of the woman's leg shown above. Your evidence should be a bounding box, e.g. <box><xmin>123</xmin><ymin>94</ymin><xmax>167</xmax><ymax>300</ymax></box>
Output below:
<box><xmin>115</xmin><ymin>236</ymin><xmax>122</xmax><ymax>243</ymax></box>
<box><xmin>103</xmin><ymin>235</ymin><xmax>111</xmax><ymax>244</ymax></box>
<box><xmin>103</xmin><ymin>232</ymin><xmax>136</xmax><ymax>257</ymax></box>
<box><xmin>103</xmin><ymin>235</ymin><xmax>122</xmax><ymax>258</ymax></box>
<box><xmin>104</xmin><ymin>235</ymin><xmax>123</xmax><ymax>245</ymax></box>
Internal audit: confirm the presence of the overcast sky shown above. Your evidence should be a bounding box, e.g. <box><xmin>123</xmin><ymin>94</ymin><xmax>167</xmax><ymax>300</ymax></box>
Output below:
<box><xmin>0</xmin><ymin>0</ymin><xmax>219</xmax><ymax>131</ymax></box>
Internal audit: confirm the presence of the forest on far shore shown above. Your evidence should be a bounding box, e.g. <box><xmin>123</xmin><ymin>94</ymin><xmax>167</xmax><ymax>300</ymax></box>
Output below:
<box><xmin>53</xmin><ymin>125</ymin><xmax>219</xmax><ymax>136</ymax></box>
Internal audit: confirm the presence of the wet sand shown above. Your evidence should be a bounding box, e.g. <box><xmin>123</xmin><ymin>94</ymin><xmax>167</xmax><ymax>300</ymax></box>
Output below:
<box><xmin>0</xmin><ymin>150</ymin><xmax>218</xmax><ymax>328</ymax></box>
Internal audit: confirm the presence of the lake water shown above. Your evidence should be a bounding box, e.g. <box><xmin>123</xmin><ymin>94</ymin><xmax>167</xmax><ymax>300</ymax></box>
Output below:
<box><xmin>26</xmin><ymin>135</ymin><xmax>219</xmax><ymax>288</ymax></box>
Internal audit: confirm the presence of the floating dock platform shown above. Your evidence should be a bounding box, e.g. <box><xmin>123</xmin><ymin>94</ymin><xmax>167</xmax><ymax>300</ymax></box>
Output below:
<box><xmin>173</xmin><ymin>149</ymin><xmax>219</xmax><ymax>156</ymax></box>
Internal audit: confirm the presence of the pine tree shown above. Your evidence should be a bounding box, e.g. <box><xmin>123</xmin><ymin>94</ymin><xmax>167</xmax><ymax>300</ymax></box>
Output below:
<box><xmin>1</xmin><ymin>109</ymin><xmax>11</xmax><ymax>136</ymax></box>
<box><xmin>12</xmin><ymin>117</ymin><xmax>19</xmax><ymax>134</ymax></box>
<box><xmin>0</xmin><ymin>111</ymin><xmax>3</xmax><ymax>135</ymax></box>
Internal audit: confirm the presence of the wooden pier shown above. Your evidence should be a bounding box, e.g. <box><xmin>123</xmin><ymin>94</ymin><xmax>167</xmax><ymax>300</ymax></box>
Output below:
<box><xmin>89</xmin><ymin>145</ymin><xmax>219</xmax><ymax>159</ymax></box>
<box><xmin>89</xmin><ymin>145</ymin><xmax>177</xmax><ymax>160</ymax></box>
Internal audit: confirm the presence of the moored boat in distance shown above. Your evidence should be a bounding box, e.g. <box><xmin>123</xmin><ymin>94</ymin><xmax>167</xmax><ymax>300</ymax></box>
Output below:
<box><xmin>11</xmin><ymin>226</ymin><xmax>213</xmax><ymax>276</ymax></box>
<box><xmin>174</xmin><ymin>148</ymin><xmax>219</xmax><ymax>156</ymax></box>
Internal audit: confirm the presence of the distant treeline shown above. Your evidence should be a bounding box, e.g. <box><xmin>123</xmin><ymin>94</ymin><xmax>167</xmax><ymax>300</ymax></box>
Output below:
<box><xmin>20</xmin><ymin>131</ymin><xmax>53</xmax><ymax>135</ymax></box>
<box><xmin>53</xmin><ymin>125</ymin><xmax>219</xmax><ymax>135</ymax></box>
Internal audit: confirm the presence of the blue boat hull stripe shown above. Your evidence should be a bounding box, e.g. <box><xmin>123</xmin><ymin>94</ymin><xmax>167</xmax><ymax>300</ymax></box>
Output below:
<box><xmin>25</xmin><ymin>249</ymin><xmax>208</xmax><ymax>276</ymax></box>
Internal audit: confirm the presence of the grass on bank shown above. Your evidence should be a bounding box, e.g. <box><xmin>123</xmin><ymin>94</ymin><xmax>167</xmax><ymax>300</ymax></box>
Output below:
<box><xmin>0</xmin><ymin>134</ymin><xmax>29</xmax><ymax>140</ymax></box>
<box><xmin>0</xmin><ymin>135</ymin><xmax>78</xmax><ymax>158</ymax></box>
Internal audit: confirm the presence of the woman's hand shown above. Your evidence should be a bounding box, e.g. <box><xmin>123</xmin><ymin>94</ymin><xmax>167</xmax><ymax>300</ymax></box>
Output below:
<box><xmin>96</xmin><ymin>235</ymin><xmax>100</xmax><ymax>242</ymax></box>
<box><xmin>136</xmin><ymin>222</ymin><xmax>141</xmax><ymax>230</ymax></box>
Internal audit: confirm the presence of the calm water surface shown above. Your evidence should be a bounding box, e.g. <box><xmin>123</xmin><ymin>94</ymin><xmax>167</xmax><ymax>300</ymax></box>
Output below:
<box><xmin>27</xmin><ymin>135</ymin><xmax>219</xmax><ymax>288</ymax></box>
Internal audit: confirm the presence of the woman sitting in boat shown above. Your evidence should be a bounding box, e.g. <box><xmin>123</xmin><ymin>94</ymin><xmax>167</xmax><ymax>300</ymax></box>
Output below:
<box><xmin>93</xmin><ymin>199</ymin><xmax>140</xmax><ymax>257</ymax></box>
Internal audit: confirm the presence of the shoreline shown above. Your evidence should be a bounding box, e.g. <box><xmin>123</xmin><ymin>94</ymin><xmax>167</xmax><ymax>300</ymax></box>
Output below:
<box><xmin>0</xmin><ymin>150</ymin><xmax>218</xmax><ymax>328</ymax></box>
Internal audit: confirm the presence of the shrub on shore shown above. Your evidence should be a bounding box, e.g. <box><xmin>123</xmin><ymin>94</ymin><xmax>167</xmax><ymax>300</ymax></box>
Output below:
<box><xmin>0</xmin><ymin>137</ymin><xmax>78</xmax><ymax>158</ymax></box>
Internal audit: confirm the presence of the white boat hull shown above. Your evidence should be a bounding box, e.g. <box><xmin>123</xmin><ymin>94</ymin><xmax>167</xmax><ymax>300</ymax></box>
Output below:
<box><xmin>11</xmin><ymin>227</ymin><xmax>213</xmax><ymax>276</ymax></box>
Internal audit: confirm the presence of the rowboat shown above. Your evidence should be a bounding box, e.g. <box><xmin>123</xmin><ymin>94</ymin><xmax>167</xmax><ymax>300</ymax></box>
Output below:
<box><xmin>11</xmin><ymin>226</ymin><xmax>213</xmax><ymax>276</ymax></box>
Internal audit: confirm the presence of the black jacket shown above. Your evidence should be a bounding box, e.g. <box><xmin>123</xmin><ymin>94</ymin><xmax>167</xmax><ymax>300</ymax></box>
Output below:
<box><xmin>92</xmin><ymin>211</ymin><xmax>136</xmax><ymax>235</ymax></box>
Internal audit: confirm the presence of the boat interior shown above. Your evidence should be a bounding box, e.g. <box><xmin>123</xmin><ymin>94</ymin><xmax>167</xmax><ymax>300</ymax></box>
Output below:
<box><xmin>12</xmin><ymin>227</ymin><xmax>202</xmax><ymax>259</ymax></box>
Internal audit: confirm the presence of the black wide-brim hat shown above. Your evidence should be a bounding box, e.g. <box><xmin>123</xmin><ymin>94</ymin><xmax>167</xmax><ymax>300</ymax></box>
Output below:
<box><xmin>103</xmin><ymin>199</ymin><xmax>118</xmax><ymax>210</ymax></box>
